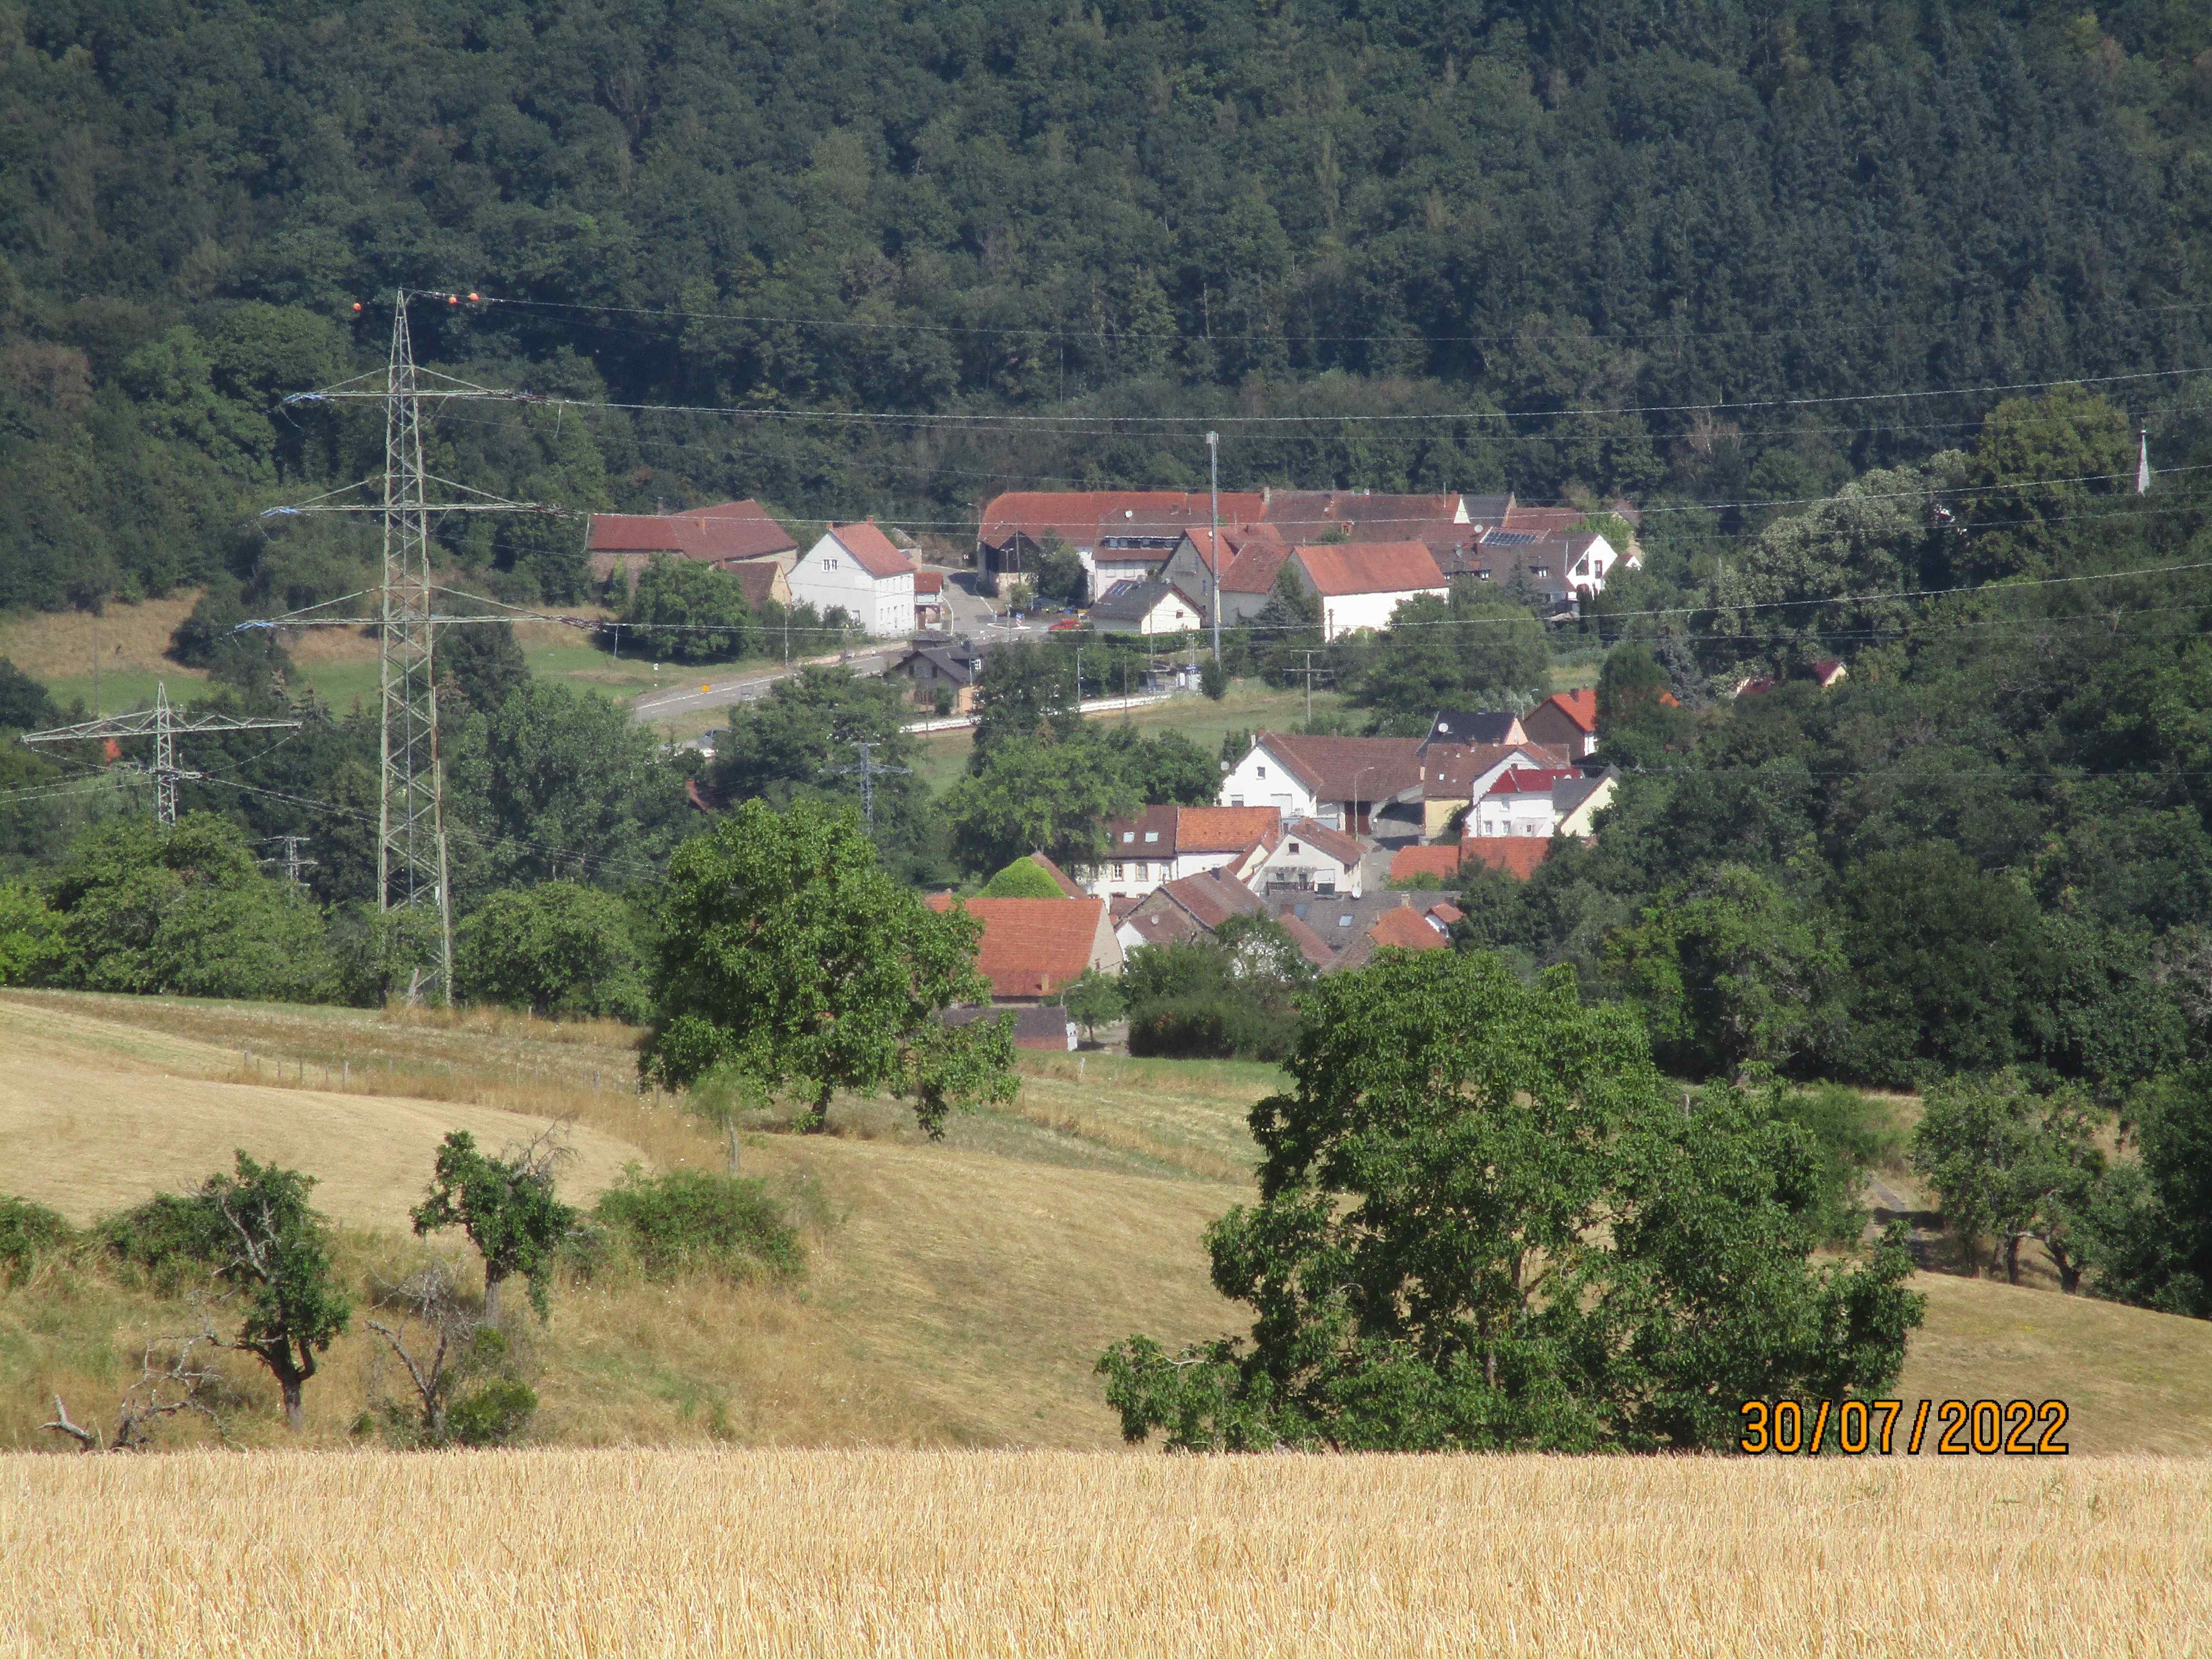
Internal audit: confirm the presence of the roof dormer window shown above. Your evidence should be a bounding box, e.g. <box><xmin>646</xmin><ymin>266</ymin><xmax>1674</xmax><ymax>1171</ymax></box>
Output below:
<box><xmin>1143</xmin><ymin>831</ymin><xmax>1158</xmax><ymax>843</ymax></box>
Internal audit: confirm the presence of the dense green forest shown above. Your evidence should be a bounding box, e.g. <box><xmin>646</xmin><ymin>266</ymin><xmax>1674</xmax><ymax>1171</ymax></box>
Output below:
<box><xmin>4</xmin><ymin>0</ymin><xmax>2212</xmax><ymax>613</ymax></box>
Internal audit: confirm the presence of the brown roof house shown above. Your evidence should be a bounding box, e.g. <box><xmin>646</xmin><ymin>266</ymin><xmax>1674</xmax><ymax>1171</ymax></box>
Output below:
<box><xmin>584</xmin><ymin>499</ymin><xmax>798</xmax><ymax>595</ymax></box>
<box><xmin>896</xmin><ymin>637</ymin><xmax>986</xmax><ymax>715</ymax></box>
<box><xmin>1115</xmin><ymin>869</ymin><xmax>1269</xmax><ymax>954</ymax></box>
<box><xmin>1088</xmin><ymin>805</ymin><xmax>1281</xmax><ymax>902</ymax></box>
<box><xmin>1242</xmin><ymin>817</ymin><xmax>1365</xmax><ymax>898</ymax></box>
<box><xmin>1522</xmin><ymin>689</ymin><xmax>1600</xmax><ymax>760</ymax></box>
<box><xmin>924</xmin><ymin>894</ymin><xmax>1123</xmax><ymax>1003</ymax></box>
<box><xmin>1219</xmin><ymin>733</ymin><xmax>1425</xmax><ymax>836</ymax></box>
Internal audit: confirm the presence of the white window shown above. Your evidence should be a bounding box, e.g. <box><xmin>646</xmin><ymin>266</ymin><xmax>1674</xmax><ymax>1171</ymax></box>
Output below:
<box><xmin>1530</xmin><ymin>565</ymin><xmax>1548</xmax><ymax>577</ymax></box>
<box><xmin>1112</xmin><ymin>863</ymin><xmax>1126</xmax><ymax>880</ymax></box>
<box><xmin>1336</xmin><ymin>915</ymin><xmax>1353</xmax><ymax>928</ymax></box>
<box><xmin>1230</xmin><ymin>796</ymin><xmax>1244</xmax><ymax>807</ymax></box>
<box><xmin>1475</xmin><ymin>569</ymin><xmax>1492</xmax><ymax>580</ymax></box>
<box><xmin>1135</xmin><ymin>862</ymin><xmax>1149</xmax><ymax>881</ymax></box>
<box><xmin>1121</xmin><ymin>831</ymin><xmax>1134</xmax><ymax>844</ymax></box>
<box><xmin>1143</xmin><ymin>831</ymin><xmax>1158</xmax><ymax>844</ymax></box>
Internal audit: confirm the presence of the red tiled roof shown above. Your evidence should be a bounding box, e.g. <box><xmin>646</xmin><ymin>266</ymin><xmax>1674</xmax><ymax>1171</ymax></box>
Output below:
<box><xmin>1390</xmin><ymin>845</ymin><xmax>1464</xmax><ymax>881</ymax></box>
<box><xmin>586</xmin><ymin>500</ymin><xmax>796</xmax><ymax>562</ymax></box>
<box><xmin>1541</xmin><ymin>689</ymin><xmax>1598</xmax><ymax>735</ymax></box>
<box><xmin>914</xmin><ymin>570</ymin><xmax>945</xmax><ymax>595</ymax></box>
<box><xmin>1498</xmin><ymin>504</ymin><xmax>1589</xmax><ymax>538</ymax></box>
<box><xmin>1428</xmin><ymin>900</ymin><xmax>1465</xmax><ymax>925</ymax></box>
<box><xmin>730</xmin><ymin>562</ymin><xmax>778</xmax><ymax>611</ymax></box>
<box><xmin>979</xmin><ymin>492</ymin><xmax>1268</xmax><ymax>552</ymax></box>
<box><xmin>1176</xmin><ymin>805</ymin><xmax>1282</xmax><ymax>854</ymax></box>
<box><xmin>1484</xmin><ymin>768</ymin><xmax>1585</xmax><ymax>798</ymax></box>
<box><xmin>1160</xmin><ymin>870</ymin><xmax>1265</xmax><ymax>930</ymax></box>
<box><xmin>1258</xmin><ymin>734</ymin><xmax>1424</xmax><ymax>802</ymax></box>
<box><xmin>1292</xmin><ymin>540</ymin><xmax>1447</xmax><ymax>598</ymax></box>
<box><xmin>1460</xmin><ymin>838</ymin><xmax>1552</xmax><ymax>879</ymax></box>
<box><xmin>1220</xmin><ymin>526</ymin><xmax>1294</xmax><ymax>593</ymax></box>
<box><xmin>1367</xmin><ymin>906</ymin><xmax>1450</xmax><ymax>952</ymax></box>
<box><xmin>827</xmin><ymin>521</ymin><xmax>914</xmax><ymax>580</ymax></box>
<box><xmin>924</xmin><ymin>896</ymin><xmax>1104</xmax><ymax>999</ymax></box>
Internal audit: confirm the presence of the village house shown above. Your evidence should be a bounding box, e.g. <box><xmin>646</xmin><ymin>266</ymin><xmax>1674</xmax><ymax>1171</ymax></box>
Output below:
<box><xmin>1156</xmin><ymin>523</ymin><xmax>1294</xmax><ymax>628</ymax></box>
<box><xmin>1522</xmin><ymin>689</ymin><xmax>1599</xmax><ymax>759</ymax></box>
<box><xmin>787</xmin><ymin>521</ymin><xmax>916</xmax><ymax>638</ymax></box>
<box><xmin>975</xmin><ymin>490</ymin><xmax>1269</xmax><ymax>592</ymax></box>
<box><xmin>1086</xmin><ymin>578</ymin><xmax>1207</xmax><ymax>637</ymax></box>
<box><xmin>1219</xmin><ymin>734</ymin><xmax>1424</xmax><ymax>836</ymax></box>
<box><xmin>1471</xmin><ymin>768</ymin><xmax>1617</xmax><ymax>839</ymax></box>
<box><xmin>1242</xmin><ymin>817</ymin><xmax>1365</xmax><ymax>898</ymax></box>
<box><xmin>1288</xmin><ymin>542</ymin><xmax>1450</xmax><ymax>640</ymax></box>
<box><xmin>913</xmin><ymin>569</ymin><xmax>947</xmax><ymax>631</ymax></box>
<box><xmin>1413</xmin><ymin>739</ymin><xmax>1577</xmax><ymax>839</ymax></box>
<box><xmin>1087</xmin><ymin>805</ymin><xmax>1282</xmax><ymax>902</ymax></box>
<box><xmin>893</xmin><ymin>637</ymin><xmax>985</xmax><ymax>715</ymax></box>
<box><xmin>923</xmin><ymin>894</ymin><xmax>1122</xmax><ymax>1003</ymax></box>
<box><xmin>583</xmin><ymin>499</ymin><xmax>798</xmax><ymax>596</ymax></box>
<box><xmin>1116</xmin><ymin>869</ymin><xmax>1268</xmax><ymax>954</ymax></box>
<box><xmin>1422</xmin><ymin>710</ymin><xmax>1527</xmax><ymax>748</ymax></box>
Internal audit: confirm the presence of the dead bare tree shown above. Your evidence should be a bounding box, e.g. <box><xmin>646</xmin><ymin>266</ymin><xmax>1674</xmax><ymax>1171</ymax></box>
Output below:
<box><xmin>43</xmin><ymin>1327</ymin><xmax>226</xmax><ymax>1452</ymax></box>
<box><xmin>362</xmin><ymin>1261</ymin><xmax>479</xmax><ymax>1443</ymax></box>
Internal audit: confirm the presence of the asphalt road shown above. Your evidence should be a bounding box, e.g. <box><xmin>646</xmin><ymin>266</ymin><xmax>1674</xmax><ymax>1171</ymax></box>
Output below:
<box><xmin>629</xmin><ymin>648</ymin><xmax>896</xmax><ymax>725</ymax></box>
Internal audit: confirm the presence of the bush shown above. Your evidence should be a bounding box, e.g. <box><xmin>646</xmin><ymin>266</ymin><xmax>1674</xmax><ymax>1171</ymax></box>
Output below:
<box><xmin>1772</xmin><ymin>1083</ymin><xmax>1905</xmax><ymax>1245</ymax></box>
<box><xmin>447</xmin><ymin>1377</ymin><xmax>538</xmax><ymax>1447</ymax></box>
<box><xmin>1199</xmin><ymin>657</ymin><xmax>1227</xmax><ymax>700</ymax></box>
<box><xmin>589</xmin><ymin>1167</ymin><xmax>803</xmax><ymax>1283</ymax></box>
<box><xmin>979</xmin><ymin>857</ymin><xmax>1065</xmax><ymax>899</ymax></box>
<box><xmin>96</xmin><ymin>1190</ymin><xmax>232</xmax><ymax>1288</ymax></box>
<box><xmin>456</xmin><ymin>882</ymin><xmax>650</xmax><ymax>1021</ymax></box>
<box><xmin>0</xmin><ymin>1194</ymin><xmax>72</xmax><ymax>1285</ymax></box>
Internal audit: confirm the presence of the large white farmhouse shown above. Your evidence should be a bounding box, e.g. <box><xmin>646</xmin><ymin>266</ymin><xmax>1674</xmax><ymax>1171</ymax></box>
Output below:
<box><xmin>787</xmin><ymin>521</ymin><xmax>916</xmax><ymax>637</ymax></box>
<box><xmin>1288</xmin><ymin>541</ymin><xmax>1449</xmax><ymax>640</ymax></box>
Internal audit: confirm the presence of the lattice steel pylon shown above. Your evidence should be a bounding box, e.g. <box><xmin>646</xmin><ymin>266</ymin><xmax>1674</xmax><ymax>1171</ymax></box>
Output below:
<box><xmin>269</xmin><ymin>289</ymin><xmax>563</xmax><ymax>1004</ymax></box>
<box><xmin>19</xmin><ymin>681</ymin><xmax>299</xmax><ymax>825</ymax></box>
<box><xmin>376</xmin><ymin>296</ymin><xmax>454</xmax><ymax>1003</ymax></box>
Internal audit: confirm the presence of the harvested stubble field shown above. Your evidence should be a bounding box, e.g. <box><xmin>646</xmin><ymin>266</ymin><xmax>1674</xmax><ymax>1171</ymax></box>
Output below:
<box><xmin>2</xmin><ymin>1449</ymin><xmax>2207</xmax><ymax>1658</ymax></box>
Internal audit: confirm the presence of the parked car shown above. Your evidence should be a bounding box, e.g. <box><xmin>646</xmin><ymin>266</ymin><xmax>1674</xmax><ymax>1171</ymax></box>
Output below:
<box><xmin>1048</xmin><ymin>617</ymin><xmax>1085</xmax><ymax>632</ymax></box>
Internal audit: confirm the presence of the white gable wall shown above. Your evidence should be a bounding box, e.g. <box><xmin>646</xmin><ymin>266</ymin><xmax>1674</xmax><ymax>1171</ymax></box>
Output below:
<box><xmin>1219</xmin><ymin>740</ymin><xmax>1320</xmax><ymax>820</ymax></box>
<box><xmin>788</xmin><ymin>531</ymin><xmax>915</xmax><ymax>638</ymax></box>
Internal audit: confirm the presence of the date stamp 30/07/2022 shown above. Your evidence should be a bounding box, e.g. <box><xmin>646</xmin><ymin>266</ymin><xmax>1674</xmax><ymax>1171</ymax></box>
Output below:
<box><xmin>1738</xmin><ymin>1399</ymin><xmax>2070</xmax><ymax>1456</ymax></box>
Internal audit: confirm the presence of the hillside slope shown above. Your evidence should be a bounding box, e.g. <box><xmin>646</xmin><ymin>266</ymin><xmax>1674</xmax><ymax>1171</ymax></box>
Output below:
<box><xmin>2</xmin><ymin>991</ymin><xmax>2208</xmax><ymax>1454</ymax></box>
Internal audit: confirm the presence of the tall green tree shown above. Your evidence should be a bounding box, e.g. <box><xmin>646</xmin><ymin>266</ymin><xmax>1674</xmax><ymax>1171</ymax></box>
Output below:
<box><xmin>620</xmin><ymin>559</ymin><xmax>758</xmax><ymax>663</ymax></box>
<box><xmin>1099</xmin><ymin>950</ymin><xmax>1920</xmax><ymax>1451</ymax></box>
<box><xmin>412</xmin><ymin>1130</ymin><xmax>578</xmax><ymax>1323</ymax></box>
<box><xmin>710</xmin><ymin>666</ymin><xmax>923</xmax><ymax>848</ymax></box>
<box><xmin>201</xmin><ymin>1152</ymin><xmax>352</xmax><ymax>1431</ymax></box>
<box><xmin>942</xmin><ymin>734</ymin><xmax>1141</xmax><ymax>876</ymax></box>
<box><xmin>455</xmin><ymin>881</ymin><xmax>649</xmax><ymax>1022</ymax></box>
<box><xmin>1355</xmin><ymin>587</ymin><xmax>1550</xmax><ymax>735</ymax></box>
<box><xmin>641</xmin><ymin>799</ymin><xmax>1015</xmax><ymax>1134</ymax></box>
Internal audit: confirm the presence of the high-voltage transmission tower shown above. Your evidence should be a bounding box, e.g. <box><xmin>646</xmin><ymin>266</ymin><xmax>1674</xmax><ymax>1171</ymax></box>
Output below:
<box><xmin>19</xmin><ymin>682</ymin><xmax>299</xmax><ymax>826</ymax></box>
<box><xmin>267</xmin><ymin>289</ymin><xmax>563</xmax><ymax>1003</ymax></box>
<box><xmin>826</xmin><ymin>739</ymin><xmax>909</xmax><ymax>834</ymax></box>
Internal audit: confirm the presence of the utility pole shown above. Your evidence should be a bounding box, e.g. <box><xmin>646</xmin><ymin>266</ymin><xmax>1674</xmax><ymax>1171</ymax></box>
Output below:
<box><xmin>21</xmin><ymin>682</ymin><xmax>300</xmax><ymax>826</ymax></box>
<box><xmin>270</xmin><ymin>290</ymin><xmax>559</xmax><ymax>1004</ymax></box>
<box><xmin>1206</xmin><ymin>430</ymin><xmax>1222</xmax><ymax>665</ymax></box>
<box><xmin>1292</xmin><ymin>650</ymin><xmax>1333</xmax><ymax>726</ymax></box>
<box><xmin>261</xmin><ymin>834</ymin><xmax>317</xmax><ymax>887</ymax></box>
<box><xmin>826</xmin><ymin>739</ymin><xmax>909</xmax><ymax>833</ymax></box>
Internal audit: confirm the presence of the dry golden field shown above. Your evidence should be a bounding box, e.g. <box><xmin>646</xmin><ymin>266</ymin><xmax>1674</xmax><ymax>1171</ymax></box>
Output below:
<box><xmin>3</xmin><ymin>1449</ymin><xmax>2207</xmax><ymax>1658</ymax></box>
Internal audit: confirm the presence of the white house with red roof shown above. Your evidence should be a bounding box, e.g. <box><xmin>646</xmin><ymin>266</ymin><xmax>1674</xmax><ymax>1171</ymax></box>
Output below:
<box><xmin>1472</xmin><ymin>767</ymin><xmax>1617</xmax><ymax>839</ymax></box>
<box><xmin>1287</xmin><ymin>541</ymin><xmax>1449</xmax><ymax>639</ymax></box>
<box><xmin>789</xmin><ymin>521</ymin><xmax>916</xmax><ymax>637</ymax></box>
<box><xmin>1088</xmin><ymin>805</ymin><xmax>1283</xmax><ymax>901</ymax></box>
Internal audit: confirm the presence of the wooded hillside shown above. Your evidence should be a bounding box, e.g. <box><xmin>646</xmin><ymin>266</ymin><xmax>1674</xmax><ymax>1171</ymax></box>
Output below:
<box><xmin>4</xmin><ymin>1</ymin><xmax>2211</xmax><ymax>610</ymax></box>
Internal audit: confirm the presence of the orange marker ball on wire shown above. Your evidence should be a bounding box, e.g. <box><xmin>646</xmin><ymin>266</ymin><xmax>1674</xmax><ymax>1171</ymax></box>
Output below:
<box><xmin>468</xmin><ymin>292</ymin><xmax>480</xmax><ymax>302</ymax></box>
<box><xmin>448</xmin><ymin>293</ymin><xmax>459</xmax><ymax>305</ymax></box>
<box><xmin>352</xmin><ymin>302</ymin><xmax>363</xmax><ymax>313</ymax></box>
